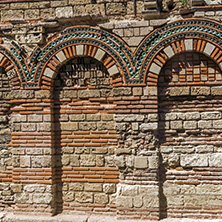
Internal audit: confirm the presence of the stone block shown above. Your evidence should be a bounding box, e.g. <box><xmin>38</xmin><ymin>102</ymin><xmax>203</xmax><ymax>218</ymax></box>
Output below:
<box><xmin>69</xmin><ymin>0</ymin><xmax>91</xmax><ymax>4</ymax></box>
<box><xmin>184</xmin><ymin>39</ymin><xmax>193</xmax><ymax>51</ymax></box>
<box><xmin>198</xmin><ymin>120</ymin><xmax>212</xmax><ymax>129</ymax></box>
<box><xmin>123</xmin><ymin>36</ymin><xmax>144</xmax><ymax>47</ymax></box>
<box><xmin>55</xmin><ymin>50</ymin><xmax>67</xmax><ymax>64</ymax></box>
<box><xmin>2</xmin><ymin>10</ymin><xmax>24</xmax><ymax>22</ymax></box>
<box><xmin>185</xmin><ymin>112</ymin><xmax>200</xmax><ymax>120</ymax></box>
<box><xmin>133</xmin><ymin>87</ymin><xmax>143</xmax><ymax>96</ymax></box>
<box><xmin>149</xmin><ymin>156</ymin><xmax>159</xmax><ymax>169</ymax></box>
<box><xmin>150</xmin><ymin>19</ymin><xmax>167</xmax><ymax>26</ymax></box>
<box><xmin>96</xmin><ymin>155</ymin><xmax>104</xmax><ymax>166</ymax></box>
<box><xmin>61</xmin><ymin>122</ymin><xmax>78</xmax><ymax>131</ymax></box>
<box><xmin>20</xmin><ymin>156</ymin><xmax>31</xmax><ymax>168</ymax></box>
<box><xmin>40</xmin><ymin>8</ymin><xmax>55</xmax><ymax>19</ymax></box>
<box><xmin>163</xmin><ymin>183</ymin><xmax>181</xmax><ymax>195</ymax></box>
<box><xmin>132</xmin><ymin>122</ymin><xmax>139</xmax><ymax>131</ymax></box>
<box><xmin>170</xmin><ymin>121</ymin><xmax>183</xmax><ymax>129</ymax></box>
<box><xmin>116</xmin><ymin>196</ymin><xmax>133</xmax><ymax>208</ymax></box>
<box><xmin>181</xmin><ymin>154</ymin><xmax>208</xmax><ymax>167</ymax></box>
<box><xmin>62</xmin><ymin>155</ymin><xmax>70</xmax><ymax>166</ymax></box>
<box><xmin>76</xmin><ymin>45</ymin><xmax>84</xmax><ymax>56</ymax></box>
<box><xmin>143</xmin><ymin>196</ymin><xmax>159</xmax><ymax>208</ymax></box>
<box><xmin>213</xmin><ymin>119</ymin><xmax>222</xmax><ymax>128</ymax></box>
<box><xmin>140</xmin><ymin>123</ymin><xmax>158</xmax><ymax>131</ymax></box>
<box><xmin>101</xmin><ymin>114</ymin><xmax>113</xmax><ymax>121</ymax></box>
<box><xmin>28</xmin><ymin>115</ymin><xmax>43</xmax><ymax>122</ymax></box>
<box><xmin>43</xmin><ymin>67</ymin><xmax>55</xmax><ymax>79</ymax></box>
<box><xmin>103</xmin><ymin>184</ymin><xmax>116</xmax><ymax>194</ymax></box>
<box><xmin>133</xmin><ymin>196</ymin><xmax>143</xmax><ymax>208</ymax></box>
<box><xmin>191</xmin><ymin>86</ymin><xmax>210</xmax><ymax>96</ymax></box>
<box><xmin>86</xmin><ymin>114</ymin><xmax>100</xmax><ymax>121</ymax></box>
<box><xmin>35</xmin><ymin>90</ymin><xmax>51</xmax><ymax>99</ymax></box>
<box><xmin>211</xmin><ymin>86</ymin><xmax>222</xmax><ymax>95</ymax></box>
<box><xmin>79</xmin><ymin>122</ymin><xmax>97</xmax><ymax>130</ymax></box>
<box><xmin>80</xmin><ymin>155</ymin><xmax>96</xmax><ymax>166</ymax></box>
<box><xmin>168</xmin><ymin>87</ymin><xmax>190</xmax><ymax>96</ymax></box>
<box><xmin>106</xmin><ymin>3</ymin><xmax>126</xmax><ymax>15</ymax></box>
<box><xmin>114</xmin><ymin>156</ymin><xmax>125</xmax><ymax>168</ymax></box>
<box><xmin>94</xmin><ymin>49</ymin><xmax>106</xmax><ymax>61</ymax></box>
<box><xmin>75</xmin><ymin>192</ymin><xmax>93</xmax><ymax>203</ymax></box>
<box><xmin>201</xmin><ymin>111</ymin><xmax>221</xmax><ymax>120</ymax></box>
<box><xmin>85</xmin><ymin>183</ymin><xmax>102</xmax><ymax>192</ymax></box>
<box><xmin>203</xmin><ymin>42</ymin><xmax>215</xmax><ymax>56</ymax></box>
<box><xmin>165</xmin><ymin>113</ymin><xmax>177</xmax><ymax>121</ymax></box>
<box><xmin>33</xmin><ymin>193</ymin><xmax>52</xmax><ymax>204</ymax></box>
<box><xmin>70</xmin><ymin>114</ymin><xmax>85</xmax><ymax>121</ymax></box>
<box><xmin>69</xmin><ymin>183</ymin><xmax>84</xmax><ymax>191</ymax></box>
<box><xmin>113</xmin><ymin>87</ymin><xmax>131</xmax><ymax>96</ymax></box>
<box><xmin>149</xmin><ymin>62</ymin><xmax>161</xmax><ymax>74</ymax></box>
<box><xmin>10</xmin><ymin>184</ymin><xmax>22</xmax><ymax>193</ymax></box>
<box><xmin>70</xmin><ymin>155</ymin><xmax>80</xmax><ymax>166</ymax></box>
<box><xmin>78</xmin><ymin>90</ymin><xmax>100</xmax><ymax>98</ymax></box>
<box><xmin>55</xmin><ymin>6</ymin><xmax>73</xmax><ymax>18</ymax></box>
<box><xmin>209</xmin><ymin>153</ymin><xmax>222</xmax><ymax>167</ymax></box>
<box><xmin>37</xmin><ymin>123</ymin><xmax>51</xmax><ymax>132</ymax></box>
<box><xmin>63</xmin><ymin>191</ymin><xmax>74</xmax><ymax>202</ymax></box>
<box><xmin>9</xmin><ymin>90</ymin><xmax>34</xmax><ymax>99</ymax></box>
<box><xmin>94</xmin><ymin>193</ymin><xmax>109</xmax><ymax>204</ymax></box>
<box><xmin>114</xmin><ymin>114</ymin><xmax>144</xmax><ymax>122</ymax></box>
<box><xmin>147</xmin><ymin>114</ymin><xmax>158</xmax><ymax>121</ymax></box>
<box><xmin>121</xmin><ymin>184</ymin><xmax>138</xmax><ymax>196</ymax></box>
<box><xmin>25</xmin><ymin>9</ymin><xmax>40</xmax><ymax>20</ymax></box>
<box><xmin>167</xmin><ymin>195</ymin><xmax>184</xmax><ymax>206</ymax></box>
<box><xmin>163</xmin><ymin>45</ymin><xmax>174</xmax><ymax>59</ymax></box>
<box><xmin>144</xmin><ymin>86</ymin><xmax>157</xmax><ymax>96</ymax></box>
<box><xmin>115</xmin><ymin>123</ymin><xmax>126</xmax><ymax>131</ymax></box>
<box><xmin>29</xmin><ymin>1</ymin><xmax>50</xmax><ymax>9</ymax></box>
<box><xmin>63</xmin><ymin>90</ymin><xmax>77</xmax><ymax>98</ymax></box>
<box><xmin>51</xmin><ymin>0</ymin><xmax>68</xmax><ymax>7</ymax></box>
<box><xmin>135</xmin><ymin>156</ymin><xmax>148</xmax><ymax>169</ymax></box>
<box><xmin>195</xmin><ymin>145</ymin><xmax>214</xmax><ymax>153</ymax></box>
<box><xmin>183</xmin><ymin>121</ymin><xmax>197</xmax><ymax>129</ymax></box>
<box><xmin>21</xmin><ymin>123</ymin><xmax>36</xmax><ymax>132</ymax></box>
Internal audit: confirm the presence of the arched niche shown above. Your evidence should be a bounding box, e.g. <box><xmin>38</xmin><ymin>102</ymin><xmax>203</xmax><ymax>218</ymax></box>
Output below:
<box><xmin>52</xmin><ymin>55</ymin><xmax>119</xmax><ymax>214</ymax></box>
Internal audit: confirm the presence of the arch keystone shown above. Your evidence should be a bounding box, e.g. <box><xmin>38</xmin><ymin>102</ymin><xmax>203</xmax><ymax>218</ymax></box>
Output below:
<box><xmin>76</xmin><ymin>45</ymin><xmax>84</xmax><ymax>56</ymax></box>
<box><xmin>184</xmin><ymin>39</ymin><xmax>193</xmax><ymax>51</ymax></box>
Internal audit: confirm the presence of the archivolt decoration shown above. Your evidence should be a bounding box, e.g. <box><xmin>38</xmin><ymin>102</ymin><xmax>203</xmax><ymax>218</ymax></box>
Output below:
<box><xmin>1</xmin><ymin>18</ymin><xmax>222</xmax><ymax>87</ymax></box>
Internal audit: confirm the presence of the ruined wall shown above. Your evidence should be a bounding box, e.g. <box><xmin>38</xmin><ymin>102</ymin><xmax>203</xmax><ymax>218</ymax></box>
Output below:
<box><xmin>0</xmin><ymin>0</ymin><xmax>222</xmax><ymax>221</ymax></box>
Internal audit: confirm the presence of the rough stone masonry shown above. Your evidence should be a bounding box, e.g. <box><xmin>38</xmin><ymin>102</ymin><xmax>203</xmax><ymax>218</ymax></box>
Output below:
<box><xmin>1</xmin><ymin>0</ymin><xmax>222</xmax><ymax>221</ymax></box>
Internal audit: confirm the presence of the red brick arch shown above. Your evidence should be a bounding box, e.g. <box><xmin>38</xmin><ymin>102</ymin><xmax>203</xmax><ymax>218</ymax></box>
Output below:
<box><xmin>145</xmin><ymin>37</ymin><xmax>222</xmax><ymax>85</ymax></box>
<box><xmin>40</xmin><ymin>44</ymin><xmax>123</xmax><ymax>90</ymax></box>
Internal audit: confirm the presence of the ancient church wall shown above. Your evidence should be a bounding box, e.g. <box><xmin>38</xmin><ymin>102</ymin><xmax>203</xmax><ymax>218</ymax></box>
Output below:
<box><xmin>0</xmin><ymin>0</ymin><xmax>222</xmax><ymax>221</ymax></box>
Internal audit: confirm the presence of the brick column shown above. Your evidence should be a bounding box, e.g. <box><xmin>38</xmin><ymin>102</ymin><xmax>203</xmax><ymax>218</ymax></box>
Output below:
<box><xmin>10</xmin><ymin>89</ymin><xmax>56</xmax><ymax>215</ymax></box>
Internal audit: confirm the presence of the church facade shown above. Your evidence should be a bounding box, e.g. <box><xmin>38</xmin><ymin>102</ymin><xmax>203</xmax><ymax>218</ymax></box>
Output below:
<box><xmin>0</xmin><ymin>0</ymin><xmax>222</xmax><ymax>221</ymax></box>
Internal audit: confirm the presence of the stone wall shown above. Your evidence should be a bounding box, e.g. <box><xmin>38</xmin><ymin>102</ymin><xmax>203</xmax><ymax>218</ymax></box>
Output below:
<box><xmin>0</xmin><ymin>0</ymin><xmax>222</xmax><ymax>221</ymax></box>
